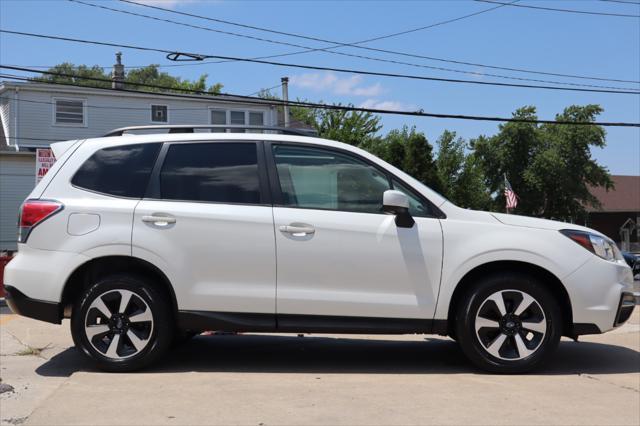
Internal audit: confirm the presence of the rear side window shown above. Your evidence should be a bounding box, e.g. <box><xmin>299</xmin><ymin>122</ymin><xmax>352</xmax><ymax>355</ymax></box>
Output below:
<box><xmin>72</xmin><ymin>143</ymin><xmax>161</xmax><ymax>198</ymax></box>
<box><xmin>159</xmin><ymin>142</ymin><xmax>261</xmax><ymax>204</ymax></box>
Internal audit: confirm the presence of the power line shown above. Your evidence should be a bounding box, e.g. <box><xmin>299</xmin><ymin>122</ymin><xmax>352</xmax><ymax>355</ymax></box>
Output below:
<box><xmin>246</xmin><ymin>83</ymin><xmax>282</xmax><ymax>97</ymax></box>
<box><xmin>1</xmin><ymin>70</ymin><xmax>638</xmax><ymax>127</ymax></box>
<box><xmin>475</xmin><ymin>0</ymin><xmax>640</xmax><ymax>18</ymax></box>
<box><xmin>121</xmin><ymin>0</ymin><xmax>514</xmax><ymax>47</ymax></box>
<box><xmin>599</xmin><ymin>0</ymin><xmax>640</xmax><ymax>5</ymax></box>
<box><xmin>116</xmin><ymin>0</ymin><xmax>638</xmax><ymax>84</ymax></box>
<box><xmin>75</xmin><ymin>0</ymin><xmax>640</xmax><ymax>86</ymax></box>
<box><xmin>74</xmin><ymin>0</ymin><xmax>603</xmax><ymax>89</ymax></box>
<box><xmin>2</xmin><ymin>31</ymin><xmax>639</xmax><ymax>95</ymax></box>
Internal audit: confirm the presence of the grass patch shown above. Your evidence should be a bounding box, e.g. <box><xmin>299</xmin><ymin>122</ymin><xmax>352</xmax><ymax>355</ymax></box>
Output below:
<box><xmin>14</xmin><ymin>343</ymin><xmax>51</xmax><ymax>357</ymax></box>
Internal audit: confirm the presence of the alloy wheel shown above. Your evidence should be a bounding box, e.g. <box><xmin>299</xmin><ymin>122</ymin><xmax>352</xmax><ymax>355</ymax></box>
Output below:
<box><xmin>474</xmin><ymin>289</ymin><xmax>547</xmax><ymax>361</ymax></box>
<box><xmin>84</xmin><ymin>289</ymin><xmax>154</xmax><ymax>360</ymax></box>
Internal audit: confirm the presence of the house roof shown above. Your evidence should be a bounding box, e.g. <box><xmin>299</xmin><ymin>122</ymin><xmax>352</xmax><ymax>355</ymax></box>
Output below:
<box><xmin>0</xmin><ymin>81</ymin><xmax>277</xmax><ymax>106</ymax></box>
<box><xmin>588</xmin><ymin>175</ymin><xmax>640</xmax><ymax>213</ymax></box>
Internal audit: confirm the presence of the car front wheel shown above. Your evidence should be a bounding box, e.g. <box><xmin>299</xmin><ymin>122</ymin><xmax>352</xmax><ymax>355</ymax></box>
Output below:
<box><xmin>455</xmin><ymin>273</ymin><xmax>562</xmax><ymax>373</ymax></box>
<box><xmin>71</xmin><ymin>274</ymin><xmax>173</xmax><ymax>372</ymax></box>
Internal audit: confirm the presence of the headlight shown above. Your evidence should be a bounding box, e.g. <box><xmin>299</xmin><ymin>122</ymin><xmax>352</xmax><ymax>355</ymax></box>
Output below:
<box><xmin>560</xmin><ymin>230</ymin><xmax>622</xmax><ymax>262</ymax></box>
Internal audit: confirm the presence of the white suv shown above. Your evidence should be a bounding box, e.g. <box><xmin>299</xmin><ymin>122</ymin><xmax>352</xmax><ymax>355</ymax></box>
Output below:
<box><xmin>4</xmin><ymin>125</ymin><xmax>636</xmax><ymax>373</ymax></box>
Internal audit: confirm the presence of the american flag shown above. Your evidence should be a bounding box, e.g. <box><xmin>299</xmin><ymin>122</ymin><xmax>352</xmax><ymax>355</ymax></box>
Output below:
<box><xmin>504</xmin><ymin>175</ymin><xmax>518</xmax><ymax>210</ymax></box>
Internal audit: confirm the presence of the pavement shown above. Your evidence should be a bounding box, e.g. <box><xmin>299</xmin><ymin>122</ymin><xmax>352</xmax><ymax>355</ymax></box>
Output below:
<box><xmin>0</xmin><ymin>304</ymin><xmax>638</xmax><ymax>426</ymax></box>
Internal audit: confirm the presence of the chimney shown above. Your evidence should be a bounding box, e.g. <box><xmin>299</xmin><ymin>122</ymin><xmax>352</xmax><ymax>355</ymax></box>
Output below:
<box><xmin>111</xmin><ymin>52</ymin><xmax>125</xmax><ymax>90</ymax></box>
<box><xmin>281</xmin><ymin>77</ymin><xmax>290</xmax><ymax>128</ymax></box>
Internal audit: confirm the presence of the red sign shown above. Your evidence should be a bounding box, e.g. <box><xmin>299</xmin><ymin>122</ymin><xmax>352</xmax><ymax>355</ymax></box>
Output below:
<box><xmin>36</xmin><ymin>148</ymin><xmax>56</xmax><ymax>184</ymax></box>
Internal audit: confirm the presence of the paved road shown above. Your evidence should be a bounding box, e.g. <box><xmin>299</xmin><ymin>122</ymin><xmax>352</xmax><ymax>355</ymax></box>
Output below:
<box><xmin>1</xmin><ymin>308</ymin><xmax>638</xmax><ymax>425</ymax></box>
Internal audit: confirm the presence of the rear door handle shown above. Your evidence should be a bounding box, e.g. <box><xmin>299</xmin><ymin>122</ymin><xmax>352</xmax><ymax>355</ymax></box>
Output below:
<box><xmin>142</xmin><ymin>215</ymin><xmax>176</xmax><ymax>226</ymax></box>
<box><xmin>279</xmin><ymin>224</ymin><xmax>315</xmax><ymax>236</ymax></box>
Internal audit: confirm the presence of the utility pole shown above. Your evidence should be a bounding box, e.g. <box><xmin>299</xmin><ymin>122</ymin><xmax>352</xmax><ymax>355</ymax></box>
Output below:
<box><xmin>281</xmin><ymin>77</ymin><xmax>290</xmax><ymax>128</ymax></box>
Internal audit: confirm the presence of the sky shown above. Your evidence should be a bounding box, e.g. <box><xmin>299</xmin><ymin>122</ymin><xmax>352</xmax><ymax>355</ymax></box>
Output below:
<box><xmin>1</xmin><ymin>0</ymin><xmax>639</xmax><ymax>175</ymax></box>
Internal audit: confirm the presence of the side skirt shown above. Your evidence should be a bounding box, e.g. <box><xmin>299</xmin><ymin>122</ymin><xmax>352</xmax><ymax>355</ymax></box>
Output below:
<box><xmin>177</xmin><ymin>311</ymin><xmax>446</xmax><ymax>335</ymax></box>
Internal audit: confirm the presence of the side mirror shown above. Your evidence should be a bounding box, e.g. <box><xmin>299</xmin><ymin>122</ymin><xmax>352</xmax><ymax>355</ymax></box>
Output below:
<box><xmin>383</xmin><ymin>190</ymin><xmax>415</xmax><ymax>228</ymax></box>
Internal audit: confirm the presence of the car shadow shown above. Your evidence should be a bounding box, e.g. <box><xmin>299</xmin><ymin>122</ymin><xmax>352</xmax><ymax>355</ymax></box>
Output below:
<box><xmin>35</xmin><ymin>334</ymin><xmax>640</xmax><ymax>377</ymax></box>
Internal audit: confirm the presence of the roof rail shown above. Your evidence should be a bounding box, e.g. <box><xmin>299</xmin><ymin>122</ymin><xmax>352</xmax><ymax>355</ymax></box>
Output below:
<box><xmin>103</xmin><ymin>125</ymin><xmax>316</xmax><ymax>137</ymax></box>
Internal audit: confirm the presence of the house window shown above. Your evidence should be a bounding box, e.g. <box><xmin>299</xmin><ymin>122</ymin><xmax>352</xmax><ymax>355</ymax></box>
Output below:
<box><xmin>229</xmin><ymin>110</ymin><xmax>245</xmax><ymax>133</ymax></box>
<box><xmin>249</xmin><ymin>111</ymin><xmax>264</xmax><ymax>126</ymax></box>
<box><xmin>54</xmin><ymin>98</ymin><xmax>85</xmax><ymax>125</ymax></box>
<box><xmin>211</xmin><ymin>109</ymin><xmax>226</xmax><ymax>133</ymax></box>
<box><xmin>209</xmin><ymin>109</ymin><xmax>265</xmax><ymax>132</ymax></box>
<box><xmin>151</xmin><ymin>105</ymin><xmax>168</xmax><ymax>123</ymax></box>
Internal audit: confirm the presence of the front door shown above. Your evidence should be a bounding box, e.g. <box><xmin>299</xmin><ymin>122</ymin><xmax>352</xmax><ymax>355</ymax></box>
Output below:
<box><xmin>132</xmin><ymin>141</ymin><xmax>276</xmax><ymax>319</ymax></box>
<box><xmin>268</xmin><ymin>143</ymin><xmax>443</xmax><ymax>323</ymax></box>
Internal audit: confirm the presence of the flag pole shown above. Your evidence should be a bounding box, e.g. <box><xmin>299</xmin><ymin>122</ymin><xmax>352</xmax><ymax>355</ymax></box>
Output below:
<box><xmin>504</xmin><ymin>173</ymin><xmax>509</xmax><ymax>214</ymax></box>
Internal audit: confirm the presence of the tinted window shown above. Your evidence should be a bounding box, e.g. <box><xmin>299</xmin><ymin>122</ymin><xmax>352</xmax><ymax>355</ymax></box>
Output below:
<box><xmin>160</xmin><ymin>143</ymin><xmax>261</xmax><ymax>204</ymax></box>
<box><xmin>273</xmin><ymin>145</ymin><xmax>391</xmax><ymax>214</ymax></box>
<box><xmin>72</xmin><ymin>143</ymin><xmax>161</xmax><ymax>198</ymax></box>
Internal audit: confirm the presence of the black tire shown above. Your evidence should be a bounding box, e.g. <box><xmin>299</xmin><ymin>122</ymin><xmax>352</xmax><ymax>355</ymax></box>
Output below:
<box><xmin>455</xmin><ymin>272</ymin><xmax>562</xmax><ymax>374</ymax></box>
<box><xmin>71</xmin><ymin>274</ymin><xmax>173</xmax><ymax>372</ymax></box>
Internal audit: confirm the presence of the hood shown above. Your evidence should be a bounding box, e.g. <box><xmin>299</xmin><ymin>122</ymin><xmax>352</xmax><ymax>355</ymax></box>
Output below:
<box><xmin>491</xmin><ymin>212</ymin><xmax>598</xmax><ymax>234</ymax></box>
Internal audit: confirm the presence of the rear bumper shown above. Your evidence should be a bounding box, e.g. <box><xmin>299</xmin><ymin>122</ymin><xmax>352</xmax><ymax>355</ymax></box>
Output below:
<box><xmin>4</xmin><ymin>285</ymin><xmax>62</xmax><ymax>324</ymax></box>
<box><xmin>614</xmin><ymin>292</ymin><xmax>636</xmax><ymax>327</ymax></box>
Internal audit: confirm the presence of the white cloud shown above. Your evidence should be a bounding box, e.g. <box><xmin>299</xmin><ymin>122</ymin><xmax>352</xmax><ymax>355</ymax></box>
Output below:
<box><xmin>359</xmin><ymin>99</ymin><xmax>417</xmax><ymax>111</ymax></box>
<box><xmin>290</xmin><ymin>72</ymin><xmax>384</xmax><ymax>97</ymax></box>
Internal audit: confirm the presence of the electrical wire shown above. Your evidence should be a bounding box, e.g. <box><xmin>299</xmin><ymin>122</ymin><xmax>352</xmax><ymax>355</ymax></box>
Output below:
<box><xmin>120</xmin><ymin>0</ymin><xmax>514</xmax><ymax>47</ymax></box>
<box><xmin>475</xmin><ymin>0</ymin><xmax>640</xmax><ymax>18</ymax></box>
<box><xmin>2</xmin><ymin>32</ymin><xmax>638</xmax><ymax>95</ymax></box>
<box><xmin>1</xmin><ymin>72</ymin><xmax>638</xmax><ymax>127</ymax></box>
<box><xmin>599</xmin><ymin>0</ymin><xmax>640</xmax><ymax>5</ymax></box>
<box><xmin>70</xmin><ymin>0</ymin><xmax>639</xmax><ymax>88</ymax></box>
<box><xmin>115</xmin><ymin>0</ymin><xmax>639</xmax><ymax>84</ymax></box>
<box><xmin>245</xmin><ymin>83</ymin><xmax>282</xmax><ymax>97</ymax></box>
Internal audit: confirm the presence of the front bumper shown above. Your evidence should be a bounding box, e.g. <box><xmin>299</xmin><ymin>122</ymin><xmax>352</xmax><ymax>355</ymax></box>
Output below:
<box><xmin>4</xmin><ymin>285</ymin><xmax>62</xmax><ymax>324</ymax></box>
<box><xmin>562</xmin><ymin>256</ymin><xmax>634</xmax><ymax>334</ymax></box>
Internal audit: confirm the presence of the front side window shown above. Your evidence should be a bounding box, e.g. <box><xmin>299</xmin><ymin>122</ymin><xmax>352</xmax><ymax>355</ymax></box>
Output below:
<box><xmin>160</xmin><ymin>143</ymin><xmax>261</xmax><ymax>204</ymax></box>
<box><xmin>151</xmin><ymin>105</ymin><xmax>168</xmax><ymax>122</ymax></box>
<box><xmin>272</xmin><ymin>145</ymin><xmax>390</xmax><ymax>214</ymax></box>
<box><xmin>54</xmin><ymin>98</ymin><xmax>85</xmax><ymax>125</ymax></box>
<box><xmin>391</xmin><ymin>178</ymin><xmax>432</xmax><ymax>218</ymax></box>
<box><xmin>72</xmin><ymin>143</ymin><xmax>161</xmax><ymax>197</ymax></box>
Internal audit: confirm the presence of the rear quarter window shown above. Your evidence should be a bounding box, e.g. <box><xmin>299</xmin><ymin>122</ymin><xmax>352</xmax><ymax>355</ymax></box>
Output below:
<box><xmin>71</xmin><ymin>143</ymin><xmax>161</xmax><ymax>198</ymax></box>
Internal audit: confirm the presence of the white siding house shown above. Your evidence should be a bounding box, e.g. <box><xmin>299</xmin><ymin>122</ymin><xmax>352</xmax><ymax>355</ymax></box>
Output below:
<box><xmin>0</xmin><ymin>80</ymin><xmax>280</xmax><ymax>250</ymax></box>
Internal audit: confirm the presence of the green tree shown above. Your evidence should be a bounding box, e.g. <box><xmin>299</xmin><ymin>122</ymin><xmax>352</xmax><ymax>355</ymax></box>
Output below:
<box><xmin>35</xmin><ymin>63</ymin><xmax>222</xmax><ymax>94</ymax></box>
<box><xmin>314</xmin><ymin>107</ymin><xmax>382</xmax><ymax>147</ymax></box>
<box><xmin>436</xmin><ymin>130</ymin><xmax>491</xmax><ymax>209</ymax></box>
<box><xmin>472</xmin><ymin>105</ymin><xmax>613</xmax><ymax>219</ymax></box>
<box><xmin>366</xmin><ymin>126</ymin><xmax>441</xmax><ymax>191</ymax></box>
<box><xmin>35</xmin><ymin>63</ymin><xmax>111</xmax><ymax>88</ymax></box>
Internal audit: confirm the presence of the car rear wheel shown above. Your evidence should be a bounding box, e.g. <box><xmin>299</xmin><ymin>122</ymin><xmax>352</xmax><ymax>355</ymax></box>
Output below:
<box><xmin>455</xmin><ymin>273</ymin><xmax>562</xmax><ymax>373</ymax></box>
<box><xmin>71</xmin><ymin>274</ymin><xmax>172</xmax><ymax>372</ymax></box>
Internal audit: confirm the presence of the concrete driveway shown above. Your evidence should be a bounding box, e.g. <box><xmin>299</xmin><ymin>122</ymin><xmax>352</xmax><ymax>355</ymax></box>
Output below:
<box><xmin>1</xmin><ymin>305</ymin><xmax>638</xmax><ymax>426</ymax></box>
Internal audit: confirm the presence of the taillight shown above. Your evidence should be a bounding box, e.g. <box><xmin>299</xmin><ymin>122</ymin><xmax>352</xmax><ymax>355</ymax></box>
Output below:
<box><xmin>18</xmin><ymin>200</ymin><xmax>63</xmax><ymax>243</ymax></box>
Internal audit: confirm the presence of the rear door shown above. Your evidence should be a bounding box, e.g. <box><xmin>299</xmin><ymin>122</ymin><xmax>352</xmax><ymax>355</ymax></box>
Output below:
<box><xmin>132</xmin><ymin>141</ymin><xmax>276</xmax><ymax>320</ymax></box>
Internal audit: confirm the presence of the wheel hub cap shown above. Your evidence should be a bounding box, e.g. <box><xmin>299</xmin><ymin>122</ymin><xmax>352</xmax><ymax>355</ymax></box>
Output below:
<box><xmin>474</xmin><ymin>289</ymin><xmax>547</xmax><ymax>361</ymax></box>
<box><xmin>84</xmin><ymin>289</ymin><xmax>154</xmax><ymax>360</ymax></box>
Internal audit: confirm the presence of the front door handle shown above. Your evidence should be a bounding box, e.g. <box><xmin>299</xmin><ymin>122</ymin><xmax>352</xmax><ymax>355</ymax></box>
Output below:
<box><xmin>142</xmin><ymin>215</ymin><xmax>176</xmax><ymax>226</ymax></box>
<box><xmin>279</xmin><ymin>224</ymin><xmax>315</xmax><ymax>236</ymax></box>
